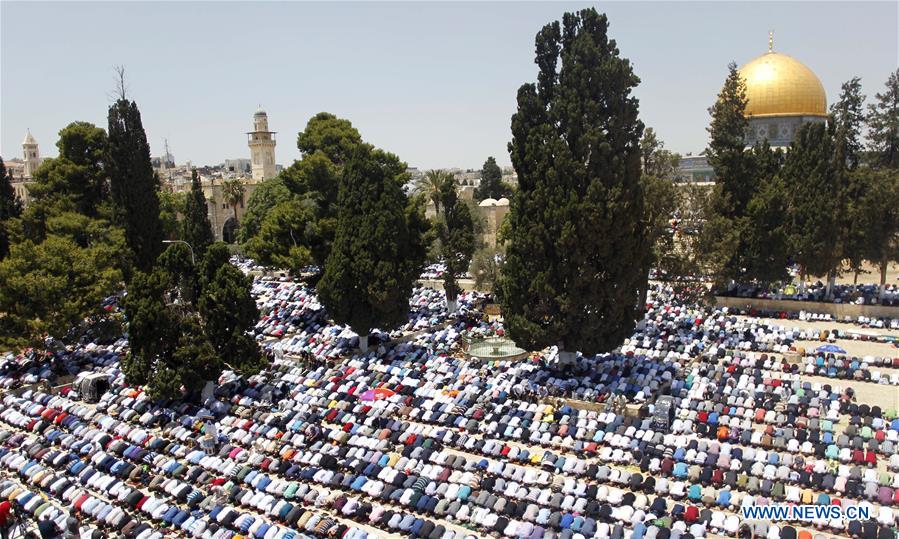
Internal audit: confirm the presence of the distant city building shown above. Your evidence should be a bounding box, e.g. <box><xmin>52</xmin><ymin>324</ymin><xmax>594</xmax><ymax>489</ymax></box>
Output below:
<box><xmin>165</xmin><ymin>108</ymin><xmax>282</xmax><ymax>241</ymax></box>
<box><xmin>224</xmin><ymin>158</ymin><xmax>252</xmax><ymax>175</ymax></box>
<box><xmin>5</xmin><ymin>130</ymin><xmax>43</xmax><ymax>204</ymax></box>
<box><xmin>676</xmin><ymin>155</ymin><xmax>715</xmax><ymax>184</ymax></box>
<box><xmin>170</xmin><ymin>175</ymin><xmax>264</xmax><ymax>243</ymax></box>
<box><xmin>248</xmin><ymin>108</ymin><xmax>277</xmax><ymax>180</ymax></box>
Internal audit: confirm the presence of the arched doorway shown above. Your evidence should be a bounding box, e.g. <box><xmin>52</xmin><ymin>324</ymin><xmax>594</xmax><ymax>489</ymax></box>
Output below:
<box><xmin>222</xmin><ymin>218</ymin><xmax>239</xmax><ymax>244</ymax></box>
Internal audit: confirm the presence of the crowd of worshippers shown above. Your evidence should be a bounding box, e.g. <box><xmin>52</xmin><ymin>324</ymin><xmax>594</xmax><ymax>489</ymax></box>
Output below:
<box><xmin>0</xmin><ymin>277</ymin><xmax>898</xmax><ymax>539</ymax></box>
<box><xmin>719</xmin><ymin>282</ymin><xmax>899</xmax><ymax>308</ymax></box>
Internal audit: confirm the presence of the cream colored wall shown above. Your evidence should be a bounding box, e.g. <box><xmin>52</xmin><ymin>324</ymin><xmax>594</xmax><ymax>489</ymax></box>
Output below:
<box><xmin>197</xmin><ymin>179</ymin><xmax>261</xmax><ymax>241</ymax></box>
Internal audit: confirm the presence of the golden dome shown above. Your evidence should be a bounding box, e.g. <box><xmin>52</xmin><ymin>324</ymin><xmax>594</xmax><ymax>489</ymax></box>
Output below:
<box><xmin>738</xmin><ymin>51</ymin><xmax>827</xmax><ymax>118</ymax></box>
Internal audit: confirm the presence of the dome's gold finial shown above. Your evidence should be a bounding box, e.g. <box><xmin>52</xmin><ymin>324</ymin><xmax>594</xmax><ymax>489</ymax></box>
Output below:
<box><xmin>768</xmin><ymin>30</ymin><xmax>774</xmax><ymax>53</ymax></box>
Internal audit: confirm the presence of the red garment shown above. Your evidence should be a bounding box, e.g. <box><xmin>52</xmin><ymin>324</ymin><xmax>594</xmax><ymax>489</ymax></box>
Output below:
<box><xmin>684</xmin><ymin>506</ymin><xmax>699</xmax><ymax>523</ymax></box>
<box><xmin>864</xmin><ymin>451</ymin><xmax>877</xmax><ymax>466</ymax></box>
<box><xmin>0</xmin><ymin>500</ymin><xmax>11</xmax><ymax>526</ymax></box>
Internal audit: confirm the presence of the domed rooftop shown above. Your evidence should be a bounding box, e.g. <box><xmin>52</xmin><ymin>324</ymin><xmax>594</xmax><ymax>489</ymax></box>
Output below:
<box><xmin>478</xmin><ymin>198</ymin><xmax>498</xmax><ymax>207</ymax></box>
<box><xmin>254</xmin><ymin>106</ymin><xmax>267</xmax><ymax>116</ymax></box>
<box><xmin>495</xmin><ymin>197</ymin><xmax>510</xmax><ymax>206</ymax></box>
<box><xmin>738</xmin><ymin>44</ymin><xmax>826</xmax><ymax>118</ymax></box>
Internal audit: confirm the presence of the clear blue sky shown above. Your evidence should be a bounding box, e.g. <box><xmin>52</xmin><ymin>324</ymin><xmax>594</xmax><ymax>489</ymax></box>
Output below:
<box><xmin>2</xmin><ymin>2</ymin><xmax>896</xmax><ymax>170</ymax></box>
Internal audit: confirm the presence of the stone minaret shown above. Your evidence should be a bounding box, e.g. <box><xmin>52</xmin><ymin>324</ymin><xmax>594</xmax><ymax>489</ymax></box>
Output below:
<box><xmin>247</xmin><ymin>107</ymin><xmax>277</xmax><ymax>180</ymax></box>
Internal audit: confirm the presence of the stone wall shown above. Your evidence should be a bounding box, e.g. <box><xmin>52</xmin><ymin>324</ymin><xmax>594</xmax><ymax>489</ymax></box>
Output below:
<box><xmin>714</xmin><ymin>296</ymin><xmax>899</xmax><ymax>319</ymax></box>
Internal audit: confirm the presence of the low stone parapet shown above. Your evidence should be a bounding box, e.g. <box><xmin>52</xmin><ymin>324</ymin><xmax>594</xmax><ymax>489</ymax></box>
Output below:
<box><xmin>714</xmin><ymin>296</ymin><xmax>899</xmax><ymax>319</ymax></box>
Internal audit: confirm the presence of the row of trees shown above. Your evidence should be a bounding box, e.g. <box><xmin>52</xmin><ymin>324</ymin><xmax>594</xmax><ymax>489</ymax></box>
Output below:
<box><xmin>234</xmin><ymin>9</ymin><xmax>704</xmax><ymax>364</ymax></box>
<box><xmin>0</xmin><ymin>77</ymin><xmax>262</xmax><ymax>399</ymax></box>
<box><xmin>701</xmin><ymin>67</ymin><xmax>899</xmax><ymax>299</ymax></box>
<box><xmin>240</xmin><ymin>112</ymin><xmax>481</xmax><ymax>350</ymax></box>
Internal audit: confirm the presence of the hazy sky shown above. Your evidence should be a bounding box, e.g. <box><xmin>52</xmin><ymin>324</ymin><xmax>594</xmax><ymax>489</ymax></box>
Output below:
<box><xmin>2</xmin><ymin>2</ymin><xmax>896</xmax><ymax>170</ymax></box>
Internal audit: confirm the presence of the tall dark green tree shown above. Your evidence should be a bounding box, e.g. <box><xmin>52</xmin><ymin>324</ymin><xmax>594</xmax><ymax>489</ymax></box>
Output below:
<box><xmin>499</xmin><ymin>8</ymin><xmax>649</xmax><ymax>363</ymax></box>
<box><xmin>830</xmin><ymin>77</ymin><xmax>867</xmax><ymax>282</ymax></box>
<box><xmin>183</xmin><ymin>169</ymin><xmax>214</xmax><ymax>257</ymax></box>
<box><xmin>867</xmin><ymin>69</ymin><xmax>899</xmax><ymax>170</ymax></box>
<box><xmin>317</xmin><ymin>144</ymin><xmax>429</xmax><ymax>352</ymax></box>
<box><xmin>852</xmin><ymin>168</ymin><xmax>899</xmax><ymax>300</ymax></box>
<box><xmin>198</xmin><ymin>249</ymin><xmax>263</xmax><ymax>376</ymax></box>
<box><xmin>708</xmin><ymin>63</ymin><xmax>754</xmax><ymax>215</ymax></box>
<box><xmin>784</xmin><ymin>122</ymin><xmax>840</xmax><ymax>287</ymax></box>
<box><xmin>435</xmin><ymin>175</ymin><xmax>475</xmax><ymax>313</ymax></box>
<box><xmin>121</xmin><ymin>268</ymin><xmax>220</xmax><ymax>400</ymax></box>
<box><xmin>107</xmin><ymin>98</ymin><xmax>164</xmax><ymax>272</ymax></box>
<box><xmin>741</xmin><ymin>141</ymin><xmax>789</xmax><ymax>284</ymax></box>
<box><xmin>0</xmin><ymin>159</ymin><xmax>22</xmax><ymax>260</ymax></box>
<box><xmin>700</xmin><ymin>63</ymin><xmax>756</xmax><ymax>284</ymax></box>
<box><xmin>831</xmin><ymin>77</ymin><xmax>866</xmax><ymax>170</ymax></box>
<box><xmin>475</xmin><ymin>156</ymin><xmax>510</xmax><ymax>201</ymax></box>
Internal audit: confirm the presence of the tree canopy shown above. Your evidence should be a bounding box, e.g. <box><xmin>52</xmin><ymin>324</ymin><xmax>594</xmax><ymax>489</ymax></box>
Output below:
<box><xmin>867</xmin><ymin>69</ymin><xmax>899</xmax><ymax>170</ymax></box>
<box><xmin>1</xmin><ymin>123</ymin><xmax>126</xmax><ymax>350</ymax></box>
<box><xmin>107</xmin><ymin>99</ymin><xmax>164</xmax><ymax>272</ymax></box>
<box><xmin>499</xmin><ymin>8</ymin><xmax>649</xmax><ymax>357</ymax></box>
<box><xmin>475</xmin><ymin>156</ymin><xmax>510</xmax><ymax>201</ymax></box>
<box><xmin>123</xmin><ymin>241</ymin><xmax>264</xmax><ymax>398</ymax></box>
<box><xmin>238</xmin><ymin>175</ymin><xmax>292</xmax><ymax>243</ymax></box>
<box><xmin>0</xmin><ymin>235</ymin><xmax>122</xmax><ymax>350</ymax></box>
<box><xmin>317</xmin><ymin>144</ymin><xmax>428</xmax><ymax>351</ymax></box>
<box><xmin>784</xmin><ymin>122</ymin><xmax>840</xmax><ymax>279</ymax></box>
<box><xmin>0</xmin><ymin>159</ymin><xmax>22</xmax><ymax>261</ymax></box>
<box><xmin>434</xmin><ymin>174</ymin><xmax>475</xmax><ymax>311</ymax></box>
<box><xmin>181</xmin><ymin>170</ymin><xmax>214</xmax><ymax>256</ymax></box>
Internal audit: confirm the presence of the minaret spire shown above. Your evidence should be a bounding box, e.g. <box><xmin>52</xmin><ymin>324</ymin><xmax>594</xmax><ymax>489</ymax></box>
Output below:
<box><xmin>768</xmin><ymin>30</ymin><xmax>774</xmax><ymax>53</ymax></box>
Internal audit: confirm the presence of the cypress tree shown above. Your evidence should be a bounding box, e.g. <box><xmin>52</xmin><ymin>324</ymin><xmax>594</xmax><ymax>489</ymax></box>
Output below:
<box><xmin>854</xmin><ymin>169</ymin><xmax>899</xmax><ymax>299</ymax></box>
<box><xmin>0</xmin><ymin>158</ymin><xmax>22</xmax><ymax>260</ymax></box>
<box><xmin>122</xmin><ymin>268</ymin><xmax>220</xmax><ymax>400</ymax></box>
<box><xmin>182</xmin><ymin>169</ymin><xmax>214</xmax><ymax>258</ymax></box>
<box><xmin>741</xmin><ymin>141</ymin><xmax>789</xmax><ymax>285</ymax></box>
<box><xmin>198</xmin><ymin>255</ymin><xmax>264</xmax><ymax>376</ymax></box>
<box><xmin>436</xmin><ymin>175</ymin><xmax>475</xmax><ymax>313</ymax></box>
<box><xmin>784</xmin><ymin>122</ymin><xmax>840</xmax><ymax>284</ymax></box>
<box><xmin>831</xmin><ymin>78</ymin><xmax>867</xmax><ymax>284</ymax></box>
<box><xmin>107</xmin><ymin>99</ymin><xmax>164</xmax><ymax>272</ymax></box>
<box><xmin>475</xmin><ymin>156</ymin><xmax>510</xmax><ymax>201</ymax></box>
<box><xmin>700</xmin><ymin>62</ymin><xmax>757</xmax><ymax>285</ymax></box>
<box><xmin>831</xmin><ymin>77</ymin><xmax>866</xmax><ymax>170</ymax></box>
<box><xmin>317</xmin><ymin>143</ymin><xmax>428</xmax><ymax>352</ymax></box>
<box><xmin>866</xmin><ymin>69</ymin><xmax>899</xmax><ymax>170</ymax></box>
<box><xmin>499</xmin><ymin>8</ymin><xmax>649</xmax><ymax>363</ymax></box>
<box><xmin>708</xmin><ymin>63</ymin><xmax>753</xmax><ymax>215</ymax></box>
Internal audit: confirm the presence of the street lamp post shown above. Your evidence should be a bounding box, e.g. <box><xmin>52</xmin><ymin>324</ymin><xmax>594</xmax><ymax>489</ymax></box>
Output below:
<box><xmin>162</xmin><ymin>240</ymin><xmax>196</xmax><ymax>265</ymax></box>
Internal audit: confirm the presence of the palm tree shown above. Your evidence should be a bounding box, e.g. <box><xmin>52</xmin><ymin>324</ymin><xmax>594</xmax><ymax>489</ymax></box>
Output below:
<box><xmin>222</xmin><ymin>179</ymin><xmax>246</xmax><ymax>223</ymax></box>
<box><xmin>416</xmin><ymin>170</ymin><xmax>452</xmax><ymax>216</ymax></box>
